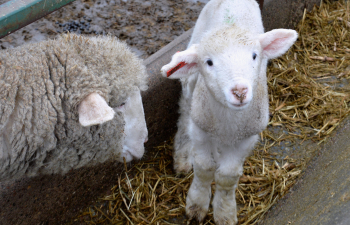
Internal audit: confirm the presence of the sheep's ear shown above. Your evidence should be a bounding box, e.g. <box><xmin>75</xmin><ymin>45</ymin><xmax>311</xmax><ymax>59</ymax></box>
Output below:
<box><xmin>161</xmin><ymin>44</ymin><xmax>199</xmax><ymax>79</ymax></box>
<box><xmin>78</xmin><ymin>93</ymin><xmax>115</xmax><ymax>127</ymax></box>
<box><xmin>259</xmin><ymin>29</ymin><xmax>298</xmax><ymax>59</ymax></box>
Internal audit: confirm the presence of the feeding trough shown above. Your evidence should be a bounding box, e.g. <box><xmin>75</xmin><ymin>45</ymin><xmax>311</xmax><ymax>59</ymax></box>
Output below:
<box><xmin>0</xmin><ymin>0</ymin><xmax>76</xmax><ymax>38</ymax></box>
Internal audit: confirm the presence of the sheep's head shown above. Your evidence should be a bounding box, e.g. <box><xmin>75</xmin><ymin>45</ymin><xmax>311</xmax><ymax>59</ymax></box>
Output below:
<box><xmin>78</xmin><ymin>88</ymin><xmax>148</xmax><ymax>163</ymax></box>
<box><xmin>114</xmin><ymin>89</ymin><xmax>148</xmax><ymax>162</ymax></box>
<box><xmin>161</xmin><ymin>26</ymin><xmax>298</xmax><ymax>110</ymax></box>
<box><xmin>69</xmin><ymin>34</ymin><xmax>149</xmax><ymax>163</ymax></box>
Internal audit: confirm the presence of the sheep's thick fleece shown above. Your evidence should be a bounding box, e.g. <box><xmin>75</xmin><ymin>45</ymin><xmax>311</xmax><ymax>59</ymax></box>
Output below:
<box><xmin>0</xmin><ymin>34</ymin><xmax>148</xmax><ymax>181</ymax></box>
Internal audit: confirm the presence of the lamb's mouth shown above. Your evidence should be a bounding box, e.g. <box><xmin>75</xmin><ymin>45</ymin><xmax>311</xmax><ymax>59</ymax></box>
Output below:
<box><xmin>231</xmin><ymin>103</ymin><xmax>247</xmax><ymax>107</ymax></box>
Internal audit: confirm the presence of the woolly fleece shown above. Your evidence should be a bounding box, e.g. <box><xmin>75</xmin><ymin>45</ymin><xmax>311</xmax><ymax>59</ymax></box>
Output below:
<box><xmin>0</xmin><ymin>34</ymin><xmax>148</xmax><ymax>181</ymax></box>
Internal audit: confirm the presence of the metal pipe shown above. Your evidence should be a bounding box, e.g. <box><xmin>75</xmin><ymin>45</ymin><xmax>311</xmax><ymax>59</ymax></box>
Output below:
<box><xmin>0</xmin><ymin>0</ymin><xmax>76</xmax><ymax>39</ymax></box>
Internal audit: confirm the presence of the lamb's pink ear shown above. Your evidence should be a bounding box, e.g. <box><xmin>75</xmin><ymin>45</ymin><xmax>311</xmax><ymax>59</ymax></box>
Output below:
<box><xmin>78</xmin><ymin>93</ymin><xmax>115</xmax><ymax>127</ymax></box>
<box><xmin>259</xmin><ymin>29</ymin><xmax>298</xmax><ymax>59</ymax></box>
<box><xmin>161</xmin><ymin>44</ymin><xmax>199</xmax><ymax>79</ymax></box>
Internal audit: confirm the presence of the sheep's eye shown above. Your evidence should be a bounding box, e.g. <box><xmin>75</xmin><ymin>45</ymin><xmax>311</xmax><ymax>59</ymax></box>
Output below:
<box><xmin>252</xmin><ymin>53</ymin><xmax>257</xmax><ymax>60</ymax></box>
<box><xmin>206</xmin><ymin>59</ymin><xmax>213</xmax><ymax>66</ymax></box>
<box><xmin>119</xmin><ymin>102</ymin><xmax>125</xmax><ymax>107</ymax></box>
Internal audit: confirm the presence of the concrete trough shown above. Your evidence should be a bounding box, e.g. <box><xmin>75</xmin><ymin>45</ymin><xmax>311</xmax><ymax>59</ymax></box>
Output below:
<box><xmin>2</xmin><ymin>0</ymin><xmax>343</xmax><ymax>224</ymax></box>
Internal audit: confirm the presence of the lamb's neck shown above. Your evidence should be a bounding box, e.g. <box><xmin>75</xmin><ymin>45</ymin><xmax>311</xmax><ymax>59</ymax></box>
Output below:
<box><xmin>190</xmin><ymin>75</ymin><xmax>268</xmax><ymax>146</ymax></box>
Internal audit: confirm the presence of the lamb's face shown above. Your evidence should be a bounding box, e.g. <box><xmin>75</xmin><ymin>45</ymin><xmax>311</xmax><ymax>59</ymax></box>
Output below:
<box><xmin>115</xmin><ymin>89</ymin><xmax>148</xmax><ymax>162</ymax></box>
<box><xmin>161</xmin><ymin>26</ymin><xmax>297</xmax><ymax>110</ymax></box>
<box><xmin>198</xmin><ymin>38</ymin><xmax>261</xmax><ymax>110</ymax></box>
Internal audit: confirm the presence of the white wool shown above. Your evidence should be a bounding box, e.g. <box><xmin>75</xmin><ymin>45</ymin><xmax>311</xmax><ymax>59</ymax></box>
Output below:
<box><xmin>161</xmin><ymin>0</ymin><xmax>298</xmax><ymax>224</ymax></box>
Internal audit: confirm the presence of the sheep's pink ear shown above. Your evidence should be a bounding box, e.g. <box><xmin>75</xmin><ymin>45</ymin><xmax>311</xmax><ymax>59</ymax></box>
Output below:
<box><xmin>259</xmin><ymin>29</ymin><xmax>298</xmax><ymax>59</ymax></box>
<box><xmin>161</xmin><ymin>44</ymin><xmax>199</xmax><ymax>79</ymax></box>
<box><xmin>78</xmin><ymin>93</ymin><xmax>115</xmax><ymax>127</ymax></box>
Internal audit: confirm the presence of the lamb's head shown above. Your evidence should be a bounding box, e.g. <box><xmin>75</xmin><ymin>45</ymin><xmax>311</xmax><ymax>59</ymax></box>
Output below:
<box><xmin>161</xmin><ymin>26</ymin><xmax>298</xmax><ymax>110</ymax></box>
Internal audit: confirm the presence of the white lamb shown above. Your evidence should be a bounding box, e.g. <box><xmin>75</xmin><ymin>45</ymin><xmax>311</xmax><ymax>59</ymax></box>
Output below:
<box><xmin>161</xmin><ymin>0</ymin><xmax>298</xmax><ymax>224</ymax></box>
<box><xmin>0</xmin><ymin>34</ymin><xmax>148</xmax><ymax>182</ymax></box>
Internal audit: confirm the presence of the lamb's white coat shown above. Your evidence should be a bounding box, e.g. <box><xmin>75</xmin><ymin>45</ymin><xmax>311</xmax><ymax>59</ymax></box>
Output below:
<box><xmin>161</xmin><ymin>0</ymin><xmax>298</xmax><ymax>224</ymax></box>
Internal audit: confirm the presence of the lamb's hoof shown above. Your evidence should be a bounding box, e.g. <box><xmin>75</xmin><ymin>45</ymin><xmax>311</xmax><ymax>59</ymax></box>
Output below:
<box><xmin>214</xmin><ymin>216</ymin><xmax>238</xmax><ymax>225</ymax></box>
<box><xmin>213</xmin><ymin>192</ymin><xmax>238</xmax><ymax>225</ymax></box>
<box><xmin>186</xmin><ymin>204</ymin><xmax>208</xmax><ymax>223</ymax></box>
<box><xmin>214</xmin><ymin>207</ymin><xmax>238</xmax><ymax>225</ymax></box>
<box><xmin>174</xmin><ymin>160</ymin><xmax>192</xmax><ymax>174</ymax></box>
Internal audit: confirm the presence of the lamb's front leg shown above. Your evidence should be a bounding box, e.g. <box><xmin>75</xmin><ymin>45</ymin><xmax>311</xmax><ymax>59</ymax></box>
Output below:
<box><xmin>212</xmin><ymin>159</ymin><xmax>242</xmax><ymax>225</ymax></box>
<box><xmin>186</xmin><ymin>157</ymin><xmax>215</xmax><ymax>222</ymax></box>
<box><xmin>213</xmin><ymin>135</ymin><xmax>258</xmax><ymax>225</ymax></box>
<box><xmin>186</xmin><ymin>123</ymin><xmax>216</xmax><ymax>222</ymax></box>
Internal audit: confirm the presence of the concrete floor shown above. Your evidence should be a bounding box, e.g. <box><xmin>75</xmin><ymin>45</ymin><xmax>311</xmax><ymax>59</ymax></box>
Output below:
<box><xmin>259</xmin><ymin>115</ymin><xmax>350</xmax><ymax>225</ymax></box>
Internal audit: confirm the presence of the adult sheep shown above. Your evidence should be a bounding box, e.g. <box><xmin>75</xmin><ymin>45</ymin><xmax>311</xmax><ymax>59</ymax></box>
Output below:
<box><xmin>161</xmin><ymin>0</ymin><xmax>298</xmax><ymax>224</ymax></box>
<box><xmin>0</xmin><ymin>34</ymin><xmax>148</xmax><ymax>182</ymax></box>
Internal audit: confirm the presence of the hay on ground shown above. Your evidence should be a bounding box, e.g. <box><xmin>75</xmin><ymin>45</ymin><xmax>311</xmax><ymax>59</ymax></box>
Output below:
<box><xmin>73</xmin><ymin>1</ymin><xmax>350</xmax><ymax>224</ymax></box>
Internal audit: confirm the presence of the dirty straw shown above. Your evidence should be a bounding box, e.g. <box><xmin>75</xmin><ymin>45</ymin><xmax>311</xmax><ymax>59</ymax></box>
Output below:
<box><xmin>75</xmin><ymin>1</ymin><xmax>350</xmax><ymax>224</ymax></box>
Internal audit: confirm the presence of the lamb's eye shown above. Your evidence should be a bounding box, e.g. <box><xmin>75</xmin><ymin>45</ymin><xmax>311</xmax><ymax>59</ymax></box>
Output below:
<box><xmin>252</xmin><ymin>53</ymin><xmax>257</xmax><ymax>60</ymax></box>
<box><xmin>119</xmin><ymin>102</ymin><xmax>125</xmax><ymax>107</ymax></box>
<box><xmin>207</xmin><ymin>59</ymin><xmax>213</xmax><ymax>66</ymax></box>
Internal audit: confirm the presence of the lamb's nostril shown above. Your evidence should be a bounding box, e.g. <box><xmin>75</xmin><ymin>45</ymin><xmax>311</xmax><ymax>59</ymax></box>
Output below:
<box><xmin>232</xmin><ymin>87</ymin><xmax>248</xmax><ymax>103</ymax></box>
<box><xmin>144</xmin><ymin>137</ymin><xmax>148</xmax><ymax>143</ymax></box>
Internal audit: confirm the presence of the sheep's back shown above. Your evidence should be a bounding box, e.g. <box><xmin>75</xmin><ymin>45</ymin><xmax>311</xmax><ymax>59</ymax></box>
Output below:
<box><xmin>0</xmin><ymin>37</ymin><xmax>127</xmax><ymax>181</ymax></box>
<box><xmin>0</xmin><ymin>47</ymin><xmax>61</xmax><ymax>180</ymax></box>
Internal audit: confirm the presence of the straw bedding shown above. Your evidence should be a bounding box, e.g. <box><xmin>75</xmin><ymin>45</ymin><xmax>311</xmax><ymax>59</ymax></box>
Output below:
<box><xmin>73</xmin><ymin>1</ymin><xmax>350</xmax><ymax>224</ymax></box>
